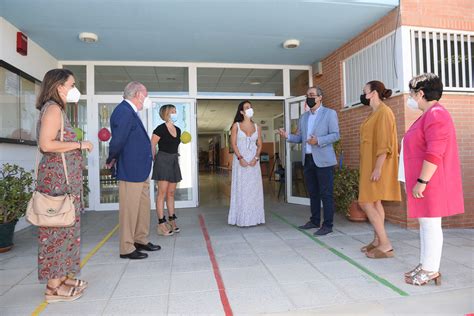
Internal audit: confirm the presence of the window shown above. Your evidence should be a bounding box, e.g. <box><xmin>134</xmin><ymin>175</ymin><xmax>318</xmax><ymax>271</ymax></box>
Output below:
<box><xmin>197</xmin><ymin>68</ymin><xmax>283</xmax><ymax>96</ymax></box>
<box><xmin>343</xmin><ymin>32</ymin><xmax>400</xmax><ymax>108</ymax></box>
<box><xmin>95</xmin><ymin>66</ymin><xmax>189</xmax><ymax>95</ymax></box>
<box><xmin>410</xmin><ymin>29</ymin><xmax>474</xmax><ymax>90</ymax></box>
<box><xmin>63</xmin><ymin>65</ymin><xmax>87</xmax><ymax>94</ymax></box>
<box><xmin>0</xmin><ymin>61</ymin><xmax>41</xmax><ymax>145</ymax></box>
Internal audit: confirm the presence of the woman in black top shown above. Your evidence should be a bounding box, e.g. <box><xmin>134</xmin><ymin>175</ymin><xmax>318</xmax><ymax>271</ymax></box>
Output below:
<box><xmin>151</xmin><ymin>104</ymin><xmax>182</xmax><ymax>236</ymax></box>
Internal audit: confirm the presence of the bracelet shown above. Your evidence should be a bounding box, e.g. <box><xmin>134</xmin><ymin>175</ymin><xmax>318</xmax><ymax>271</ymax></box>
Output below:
<box><xmin>237</xmin><ymin>155</ymin><xmax>243</xmax><ymax>160</ymax></box>
<box><xmin>77</xmin><ymin>141</ymin><xmax>82</xmax><ymax>150</ymax></box>
<box><xmin>417</xmin><ymin>178</ymin><xmax>429</xmax><ymax>184</ymax></box>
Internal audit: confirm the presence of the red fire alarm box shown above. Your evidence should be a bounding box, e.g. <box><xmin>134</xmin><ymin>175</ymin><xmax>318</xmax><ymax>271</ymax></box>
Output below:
<box><xmin>17</xmin><ymin>32</ymin><xmax>28</xmax><ymax>56</ymax></box>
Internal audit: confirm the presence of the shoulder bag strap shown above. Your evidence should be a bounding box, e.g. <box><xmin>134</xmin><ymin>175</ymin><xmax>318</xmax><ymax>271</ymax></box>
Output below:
<box><xmin>33</xmin><ymin>106</ymin><xmax>70</xmax><ymax>188</ymax></box>
<box><xmin>59</xmin><ymin>111</ymin><xmax>70</xmax><ymax>188</ymax></box>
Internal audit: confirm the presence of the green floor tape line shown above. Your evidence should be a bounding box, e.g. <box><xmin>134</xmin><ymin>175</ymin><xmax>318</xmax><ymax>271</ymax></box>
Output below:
<box><xmin>271</xmin><ymin>211</ymin><xmax>410</xmax><ymax>297</ymax></box>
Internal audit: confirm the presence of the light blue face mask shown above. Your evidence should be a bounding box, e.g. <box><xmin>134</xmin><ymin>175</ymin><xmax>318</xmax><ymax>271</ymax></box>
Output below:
<box><xmin>170</xmin><ymin>113</ymin><xmax>178</xmax><ymax>122</ymax></box>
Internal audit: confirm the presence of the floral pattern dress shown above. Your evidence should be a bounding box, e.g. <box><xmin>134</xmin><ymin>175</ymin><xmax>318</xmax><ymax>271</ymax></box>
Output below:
<box><xmin>36</xmin><ymin>101</ymin><xmax>83</xmax><ymax>281</ymax></box>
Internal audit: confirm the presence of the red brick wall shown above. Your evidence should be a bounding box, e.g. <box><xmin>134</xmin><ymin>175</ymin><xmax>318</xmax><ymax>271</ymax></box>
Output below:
<box><xmin>400</xmin><ymin>0</ymin><xmax>474</xmax><ymax>31</ymax></box>
<box><xmin>314</xmin><ymin>1</ymin><xmax>474</xmax><ymax>228</ymax></box>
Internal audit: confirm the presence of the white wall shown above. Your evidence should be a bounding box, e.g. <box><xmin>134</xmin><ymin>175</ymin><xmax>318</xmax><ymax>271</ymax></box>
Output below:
<box><xmin>0</xmin><ymin>17</ymin><xmax>58</xmax><ymax>80</ymax></box>
<box><xmin>0</xmin><ymin>17</ymin><xmax>58</xmax><ymax>231</ymax></box>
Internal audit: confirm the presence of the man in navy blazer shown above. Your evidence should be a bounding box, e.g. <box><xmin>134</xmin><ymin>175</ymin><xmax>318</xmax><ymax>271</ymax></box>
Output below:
<box><xmin>279</xmin><ymin>86</ymin><xmax>340</xmax><ymax>236</ymax></box>
<box><xmin>106</xmin><ymin>81</ymin><xmax>161</xmax><ymax>259</ymax></box>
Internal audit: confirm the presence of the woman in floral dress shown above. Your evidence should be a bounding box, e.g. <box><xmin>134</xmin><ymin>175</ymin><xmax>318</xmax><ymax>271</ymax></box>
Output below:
<box><xmin>36</xmin><ymin>69</ymin><xmax>93</xmax><ymax>303</ymax></box>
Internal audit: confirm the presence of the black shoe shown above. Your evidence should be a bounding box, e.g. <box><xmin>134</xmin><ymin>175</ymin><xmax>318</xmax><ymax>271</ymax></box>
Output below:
<box><xmin>313</xmin><ymin>226</ymin><xmax>333</xmax><ymax>236</ymax></box>
<box><xmin>298</xmin><ymin>221</ymin><xmax>320</xmax><ymax>230</ymax></box>
<box><xmin>120</xmin><ymin>250</ymin><xmax>148</xmax><ymax>259</ymax></box>
<box><xmin>134</xmin><ymin>242</ymin><xmax>161</xmax><ymax>252</ymax></box>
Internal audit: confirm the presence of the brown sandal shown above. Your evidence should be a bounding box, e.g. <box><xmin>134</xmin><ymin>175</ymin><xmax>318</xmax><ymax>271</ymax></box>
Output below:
<box><xmin>64</xmin><ymin>276</ymin><xmax>88</xmax><ymax>291</ymax></box>
<box><xmin>45</xmin><ymin>281</ymin><xmax>83</xmax><ymax>303</ymax></box>
<box><xmin>366</xmin><ymin>248</ymin><xmax>394</xmax><ymax>259</ymax></box>
<box><xmin>360</xmin><ymin>242</ymin><xmax>376</xmax><ymax>253</ymax></box>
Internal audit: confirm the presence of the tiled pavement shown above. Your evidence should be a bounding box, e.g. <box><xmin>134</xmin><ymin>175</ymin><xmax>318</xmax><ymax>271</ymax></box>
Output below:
<box><xmin>1</xmin><ymin>174</ymin><xmax>473</xmax><ymax>315</ymax></box>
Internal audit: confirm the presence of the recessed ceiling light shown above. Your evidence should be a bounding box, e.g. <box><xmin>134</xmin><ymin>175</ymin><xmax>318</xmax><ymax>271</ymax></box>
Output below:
<box><xmin>249</xmin><ymin>79</ymin><xmax>262</xmax><ymax>85</ymax></box>
<box><xmin>283</xmin><ymin>39</ymin><xmax>300</xmax><ymax>49</ymax></box>
<box><xmin>79</xmin><ymin>32</ymin><xmax>98</xmax><ymax>43</ymax></box>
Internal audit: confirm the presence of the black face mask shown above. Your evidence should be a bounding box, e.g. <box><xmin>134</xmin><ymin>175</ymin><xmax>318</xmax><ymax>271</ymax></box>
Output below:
<box><xmin>306</xmin><ymin>97</ymin><xmax>316</xmax><ymax>108</ymax></box>
<box><xmin>360</xmin><ymin>94</ymin><xmax>370</xmax><ymax>106</ymax></box>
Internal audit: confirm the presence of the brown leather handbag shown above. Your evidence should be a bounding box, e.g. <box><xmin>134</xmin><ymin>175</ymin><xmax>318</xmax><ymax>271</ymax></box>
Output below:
<box><xmin>26</xmin><ymin>111</ymin><xmax>76</xmax><ymax>228</ymax></box>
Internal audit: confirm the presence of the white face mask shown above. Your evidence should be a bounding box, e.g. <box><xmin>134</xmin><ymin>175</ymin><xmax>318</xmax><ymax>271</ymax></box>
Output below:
<box><xmin>66</xmin><ymin>87</ymin><xmax>81</xmax><ymax>103</ymax></box>
<box><xmin>244</xmin><ymin>108</ymin><xmax>254</xmax><ymax>118</ymax></box>
<box><xmin>407</xmin><ymin>97</ymin><xmax>419</xmax><ymax>111</ymax></box>
<box><xmin>170</xmin><ymin>113</ymin><xmax>178</xmax><ymax>122</ymax></box>
<box><xmin>142</xmin><ymin>97</ymin><xmax>152</xmax><ymax>110</ymax></box>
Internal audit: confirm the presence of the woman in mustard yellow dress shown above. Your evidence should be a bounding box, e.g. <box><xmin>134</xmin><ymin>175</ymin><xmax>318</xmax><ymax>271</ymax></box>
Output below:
<box><xmin>358</xmin><ymin>81</ymin><xmax>401</xmax><ymax>259</ymax></box>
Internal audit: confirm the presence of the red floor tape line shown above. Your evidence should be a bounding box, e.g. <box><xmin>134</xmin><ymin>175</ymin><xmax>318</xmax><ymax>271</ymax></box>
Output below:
<box><xmin>198</xmin><ymin>214</ymin><xmax>233</xmax><ymax>316</ymax></box>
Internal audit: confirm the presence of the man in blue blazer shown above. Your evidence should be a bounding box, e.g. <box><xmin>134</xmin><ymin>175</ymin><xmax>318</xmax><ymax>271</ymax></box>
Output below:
<box><xmin>106</xmin><ymin>81</ymin><xmax>161</xmax><ymax>259</ymax></box>
<box><xmin>279</xmin><ymin>86</ymin><xmax>340</xmax><ymax>236</ymax></box>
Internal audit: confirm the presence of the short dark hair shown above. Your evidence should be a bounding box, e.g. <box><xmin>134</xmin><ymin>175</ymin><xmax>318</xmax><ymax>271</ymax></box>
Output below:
<box><xmin>409</xmin><ymin>73</ymin><xmax>443</xmax><ymax>101</ymax></box>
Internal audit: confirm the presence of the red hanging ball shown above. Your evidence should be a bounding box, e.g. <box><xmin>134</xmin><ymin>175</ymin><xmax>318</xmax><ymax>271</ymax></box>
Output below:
<box><xmin>98</xmin><ymin>128</ymin><xmax>111</xmax><ymax>142</ymax></box>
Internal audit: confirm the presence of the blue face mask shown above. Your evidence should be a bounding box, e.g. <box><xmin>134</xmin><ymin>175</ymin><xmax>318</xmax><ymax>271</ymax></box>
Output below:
<box><xmin>170</xmin><ymin>113</ymin><xmax>178</xmax><ymax>122</ymax></box>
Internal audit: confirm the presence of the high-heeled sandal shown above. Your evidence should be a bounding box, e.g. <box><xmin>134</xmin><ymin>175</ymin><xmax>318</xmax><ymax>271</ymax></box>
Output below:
<box><xmin>157</xmin><ymin>217</ymin><xmax>174</xmax><ymax>236</ymax></box>
<box><xmin>45</xmin><ymin>280</ymin><xmax>83</xmax><ymax>303</ymax></box>
<box><xmin>168</xmin><ymin>214</ymin><xmax>180</xmax><ymax>233</ymax></box>
<box><xmin>404</xmin><ymin>264</ymin><xmax>422</xmax><ymax>278</ymax></box>
<box><xmin>405</xmin><ymin>270</ymin><xmax>441</xmax><ymax>286</ymax></box>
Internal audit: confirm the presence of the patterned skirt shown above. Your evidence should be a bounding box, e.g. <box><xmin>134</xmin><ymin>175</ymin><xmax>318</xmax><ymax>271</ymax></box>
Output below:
<box><xmin>37</xmin><ymin>151</ymin><xmax>83</xmax><ymax>281</ymax></box>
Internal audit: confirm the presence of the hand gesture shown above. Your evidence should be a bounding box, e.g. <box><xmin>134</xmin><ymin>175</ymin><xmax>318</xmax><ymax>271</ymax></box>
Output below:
<box><xmin>370</xmin><ymin>168</ymin><xmax>381</xmax><ymax>182</ymax></box>
<box><xmin>277</xmin><ymin>128</ymin><xmax>288</xmax><ymax>139</ymax></box>
<box><xmin>239</xmin><ymin>159</ymin><xmax>248</xmax><ymax>168</ymax></box>
<box><xmin>81</xmin><ymin>141</ymin><xmax>94</xmax><ymax>153</ymax></box>
<box><xmin>412</xmin><ymin>182</ymin><xmax>426</xmax><ymax>199</ymax></box>
<box><xmin>249</xmin><ymin>158</ymin><xmax>257</xmax><ymax>167</ymax></box>
<box><xmin>105</xmin><ymin>158</ymin><xmax>116</xmax><ymax>169</ymax></box>
<box><xmin>307</xmin><ymin>135</ymin><xmax>318</xmax><ymax>145</ymax></box>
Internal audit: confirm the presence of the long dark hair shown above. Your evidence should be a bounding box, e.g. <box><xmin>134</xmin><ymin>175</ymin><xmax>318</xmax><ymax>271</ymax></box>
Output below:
<box><xmin>36</xmin><ymin>68</ymin><xmax>74</xmax><ymax>110</ymax></box>
<box><xmin>233</xmin><ymin>100</ymin><xmax>252</xmax><ymax>124</ymax></box>
<box><xmin>367</xmin><ymin>80</ymin><xmax>392</xmax><ymax>100</ymax></box>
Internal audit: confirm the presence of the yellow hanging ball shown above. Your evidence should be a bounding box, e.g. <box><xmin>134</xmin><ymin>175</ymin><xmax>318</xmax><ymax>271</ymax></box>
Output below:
<box><xmin>180</xmin><ymin>131</ymin><xmax>192</xmax><ymax>144</ymax></box>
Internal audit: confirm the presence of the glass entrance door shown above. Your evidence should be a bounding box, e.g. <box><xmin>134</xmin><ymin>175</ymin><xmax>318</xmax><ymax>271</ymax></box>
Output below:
<box><xmin>284</xmin><ymin>96</ymin><xmax>310</xmax><ymax>205</ymax></box>
<box><xmin>90</xmin><ymin>96</ymin><xmax>198</xmax><ymax>210</ymax></box>
<box><xmin>148</xmin><ymin>98</ymin><xmax>198</xmax><ymax>208</ymax></box>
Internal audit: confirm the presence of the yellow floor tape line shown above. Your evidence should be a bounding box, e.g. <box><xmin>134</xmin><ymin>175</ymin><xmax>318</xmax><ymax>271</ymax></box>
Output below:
<box><xmin>31</xmin><ymin>224</ymin><xmax>119</xmax><ymax>316</ymax></box>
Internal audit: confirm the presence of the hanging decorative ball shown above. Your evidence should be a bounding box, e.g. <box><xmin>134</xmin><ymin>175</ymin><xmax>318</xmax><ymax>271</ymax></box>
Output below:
<box><xmin>73</xmin><ymin>127</ymin><xmax>84</xmax><ymax>141</ymax></box>
<box><xmin>98</xmin><ymin>127</ymin><xmax>111</xmax><ymax>142</ymax></box>
<box><xmin>180</xmin><ymin>131</ymin><xmax>192</xmax><ymax>144</ymax></box>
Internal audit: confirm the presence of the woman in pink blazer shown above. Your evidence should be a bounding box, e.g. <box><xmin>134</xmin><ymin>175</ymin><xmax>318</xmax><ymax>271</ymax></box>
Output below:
<box><xmin>401</xmin><ymin>73</ymin><xmax>464</xmax><ymax>286</ymax></box>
